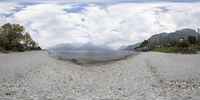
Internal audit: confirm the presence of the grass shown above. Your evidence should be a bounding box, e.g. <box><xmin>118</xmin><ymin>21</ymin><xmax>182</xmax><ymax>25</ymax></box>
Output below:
<box><xmin>153</xmin><ymin>46</ymin><xmax>198</xmax><ymax>54</ymax></box>
<box><xmin>153</xmin><ymin>47</ymin><xmax>178</xmax><ymax>53</ymax></box>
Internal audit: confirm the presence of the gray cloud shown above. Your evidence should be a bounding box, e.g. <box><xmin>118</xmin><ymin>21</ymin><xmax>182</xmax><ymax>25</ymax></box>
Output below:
<box><xmin>1</xmin><ymin>0</ymin><xmax>200</xmax><ymax>3</ymax></box>
<box><xmin>0</xmin><ymin>2</ymin><xmax>200</xmax><ymax>49</ymax></box>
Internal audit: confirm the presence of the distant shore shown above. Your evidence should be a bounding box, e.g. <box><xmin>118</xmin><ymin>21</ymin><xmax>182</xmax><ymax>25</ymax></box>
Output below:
<box><xmin>0</xmin><ymin>51</ymin><xmax>200</xmax><ymax>99</ymax></box>
<box><xmin>48</xmin><ymin>50</ymin><xmax>139</xmax><ymax>65</ymax></box>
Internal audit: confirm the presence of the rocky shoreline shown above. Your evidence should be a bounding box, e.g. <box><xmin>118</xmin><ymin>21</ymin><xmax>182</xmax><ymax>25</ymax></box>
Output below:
<box><xmin>0</xmin><ymin>51</ymin><xmax>200</xmax><ymax>99</ymax></box>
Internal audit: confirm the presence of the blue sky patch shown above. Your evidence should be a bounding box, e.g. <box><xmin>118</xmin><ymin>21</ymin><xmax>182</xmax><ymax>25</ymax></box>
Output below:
<box><xmin>0</xmin><ymin>0</ymin><xmax>200</xmax><ymax>3</ymax></box>
<box><xmin>0</xmin><ymin>5</ymin><xmax>25</xmax><ymax>18</ymax></box>
<box><xmin>64</xmin><ymin>4</ymin><xmax>88</xmax><ymax>13</ymax></box>
<box><xmin>157</xmin><ymin>6</ymin><xmax>171</xmax><ymax>13</ymax></box>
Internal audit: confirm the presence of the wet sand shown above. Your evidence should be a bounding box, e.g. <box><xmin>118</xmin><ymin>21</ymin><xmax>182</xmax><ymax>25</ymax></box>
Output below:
<box><xmin>0</xmin><ymin>51</ymin><xmax>200</xmax><ymax>99</ymax></box>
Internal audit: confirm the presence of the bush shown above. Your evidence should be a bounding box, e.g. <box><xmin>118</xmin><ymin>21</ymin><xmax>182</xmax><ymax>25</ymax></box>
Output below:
<box><xmin>153</xmin><ymin>46</ymin><xmax>197</xmax><ymax>54</ymax></box>
<box><xmin>197</xmin><ymin>35</ymin><xmax>200</xmax><ymax>45</ymax></box>
<box><xmin>31</xmin><ymin>46</ymin><xmax>42</xmax><ymax>50</ymax></box>
<box><xmin>180</xmin><ymin>47</ymin><xmax>197</xmax><ymax>54</ymax></box>
<box><xmin>11</xmin><ymin>43</ymin><xmax>24</xmax><ymax>52</ymax></box>
<box><xmin>177</xmin><ymin>41</ymin><xmax>190</xmax><ymax>48</ymax></box>
<box><xmin>139</xmin><ymin>40</ymin><xmax>149</xmax><ymax>48</ymax></box>
<box><xmin>153</xmin><ymin>47</ymin><xmax>178</xmax><ymax>53</ymax></box>
<box><xmin>188</xmin><ymin>36</ymin><xmax>196</xmax><ymax>45</ymax></box>
<box><xmin>196</xmin><ymin>45</ymin><xmax>200</xmax><ymax>51</ymax></box>
<box><xmin>0</xmin><ymin>47</ymin><xmax>9</xmax><ymax>53</ymax></box>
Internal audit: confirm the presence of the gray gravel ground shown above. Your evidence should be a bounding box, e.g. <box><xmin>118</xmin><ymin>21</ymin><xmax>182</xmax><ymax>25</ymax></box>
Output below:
<box><xmin>0</xmin><ymin>51</ymin><xmax>200</xmax><ymax>100</ymax></box>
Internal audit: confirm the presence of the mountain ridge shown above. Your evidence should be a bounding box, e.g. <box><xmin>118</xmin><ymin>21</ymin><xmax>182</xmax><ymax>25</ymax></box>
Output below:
<box><xmin>123</xmin><ymin>28</ymin><xmax>200</xmax><ymax>50</ymax></box>
<box><xmin>148</xmin><ymin>28</ymin><xmax>199</xmax><ymax>45</ymax></box>
<box><xmin>48</xmin><ymin>42</ymin><xmax>112</xmax><ymax>51</ymax></box>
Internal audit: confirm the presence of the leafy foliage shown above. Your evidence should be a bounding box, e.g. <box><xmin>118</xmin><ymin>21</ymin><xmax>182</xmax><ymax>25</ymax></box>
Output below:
<box><xmin>188</xmin><ymin>36</ymin><xmax>196</xmax><ymax>45</ymax></box>
<box><xmin>0</xmin><ymin>47</ymin><xmax>8</xmax><ymax>53</ymax></box>
<box><xmin>177</xmin><ymin>41</ymin><xmax>190</xmax><ymax>48</ymax></box>
<box><xmin>136</xmin><ymin>35</ymin><xmax>200</xmax><ymax>54</ymax></box>
<box><xmin>152</xmin><ymin>39</ymin><xmax>199</xmax><ymax>54</ymax></box>
<box><xmin>0</xmin><ymin>23</ymin><xmax>41</xmax><ymax>52</ymax></box>
<box><xmin>197</xmin><ymin>35</ymin><xmax>200</xmax><ymax>46</ymax></box>
<box><xmin>153</xmin><ymin>46</ymin><xmax>197</xmax><ymax>54</ymax></box>
<box><xmin>139</xmin><ymin>40</ymin><xmax>149</xmax><ymax>48</ymax></box>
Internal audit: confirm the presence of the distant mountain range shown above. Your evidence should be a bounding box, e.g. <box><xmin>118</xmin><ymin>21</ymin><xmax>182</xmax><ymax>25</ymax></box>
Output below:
<box><xmin>123</xmin><ymin>28</ymin><xmax>200</xmax><ymax>50</ymax></box>
<box><xmin>48</xmin><ymin>43</ymin><xmax>80</xmax><ymax>50</ymax></box>
<box><xmin>49</xmin><ymin>28</ymin><xmax>200</xmax><ymax>51</ymax></box>
<box><xmin>48</xmin><ymin>42</ymin><xmax>112</xmax><ymax>51</ymax></box>
<box><xmin>123</xmin><ymin>42</ymin><xmax>141</xmax><ymax>50</ymax></box>
<box><xmin>148</xmin><ymin>28</ymin><xmax>199</xmax><ymax>45</ymax></box>
<box><xmin>118</xmin><ymin>45</ymin><xmax>128</xmax><ymax>50</ymax></box>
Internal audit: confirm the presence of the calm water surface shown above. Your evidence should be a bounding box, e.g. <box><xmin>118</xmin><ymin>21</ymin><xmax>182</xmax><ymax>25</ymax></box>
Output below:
<box><xmin>49</xmin><ymin>50</ymin><xmax>135</xmax><ymax>64</ymax></box>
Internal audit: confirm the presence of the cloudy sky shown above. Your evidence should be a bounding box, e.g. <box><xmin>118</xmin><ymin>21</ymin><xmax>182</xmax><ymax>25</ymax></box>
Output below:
<box><xmin>0</xmin><ymin>0</ymin><xmax>200</xmax><ymax>49</ymax></box>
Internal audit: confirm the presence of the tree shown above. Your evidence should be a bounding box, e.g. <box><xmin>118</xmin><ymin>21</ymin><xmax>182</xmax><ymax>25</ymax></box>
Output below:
<box><xmin>30</xmin><ymin>41</ymin><xmax>37</xmax><ymax>48</ymax></box>
<box><xmin>0</xmin><ymin>23</ymin><xmax>41</xmax><ymax>51</ymax></box>
<box><xmin>177</xmin><ymin>41</ymin><xmax>189</xmax><ymax>48</ymax></box>
<box><xmin>188</xmin><ymin>36</ymin><xmax>196</xmax><ymax>45</ymax></box>
<box><xmin>23</xmin><ymin>32</ymin><xmax>33</xmax><ymax>48</ymax></box>
<box><xmin>197</xmin><ymin>35</ymin><xmax>200</xmax><ymax>46</ymax></box>
<box><xmin>0</xmin><ymin>28</ymin><xmax>4</xmax><ymax>48</ymax></box>
<box><xmin>0</xmin><ymin>23</ymin><xmax>24</xmax><ymax>50</ymax></box>
<box><xmin>139</xmin><ymin>40</ymin><xmax>149</xmax><ymax>48</ymax></box>
<box><xmin>170</xmin><ymin>41</ymin><xmax>178</xmax><ymax>47</ymax></box>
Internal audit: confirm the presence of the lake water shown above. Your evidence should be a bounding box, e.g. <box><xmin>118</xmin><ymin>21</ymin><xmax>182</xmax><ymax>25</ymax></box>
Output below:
<box><xmin>49</xmin><ymin>50</ymin><xmax>135</xmax><ymax>64</ymax></box>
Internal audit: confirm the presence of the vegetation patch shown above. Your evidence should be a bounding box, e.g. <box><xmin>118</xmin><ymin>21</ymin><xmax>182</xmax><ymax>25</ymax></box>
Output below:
<box><xmin>0</xmin><ymin>23</ymin><xmax>41</xmax><ymax>53</ymax></box>
<box><xmin>135</xmin><ymin>34</ymin><xmax>200</xmax><ymax>54</ymax></box>
<box><xmin>0</xmin><ymin>47</ymin><xmax>9</xmax><ymax>53</ymax></box>
<box><xmin>153</xmin><ymin>47</ymin><xmax>178</xmax><ymax>53</ymax></box>
<box><xmin>153</xmin><ymin>47</ymin><xmax>197</xmax><ymax>54</ymax></box>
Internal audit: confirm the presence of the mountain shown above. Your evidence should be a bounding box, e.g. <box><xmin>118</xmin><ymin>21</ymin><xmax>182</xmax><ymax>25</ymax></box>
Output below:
<box><xmin>47</xmin><ymin>43</ymin><xmax>81</xmax><ymax>50</ymax></box>
<box><xmin>148</xmin><ymin>28</ymin><xmax>199</xmax><ymax>45</ymax></box>
<box><xmin>123</xmin><ymin>28</ymin><xmax>199</xmax><ymax>51</ymax></box>
<box><xmin>168</xmin><ymin>28</ymin><xmax>199</xmax><ymax>41</ymax></box>
<box><xmin>124</xmin><ymin>42</ymin><xmax>141</xmax><ymax>50</ymax></box>
<box><xmin>79</xmin><ymin>42</ymin><xmax>111</xmax><ymax>50</ymax></box>
<box><xmin>48</xmin><ymin>42</ymin><xmax>111</xmax><ymax>51</ymax></box>
<box><xmin>148</xmin><ymin>33</ymin><xmax>168</xmax><ymax>44</ymax></box>
<box><xmin>118</xmin><ymin>46</ymin><xmax>127</xmax><ymax>50</ymax></box>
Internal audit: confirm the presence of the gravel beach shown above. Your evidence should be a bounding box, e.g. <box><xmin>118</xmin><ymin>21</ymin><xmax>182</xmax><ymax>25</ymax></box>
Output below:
<box><xmin>0</xmin><ymin>51</ymin><xmax>200</xmax><ymax>99</ymax></box>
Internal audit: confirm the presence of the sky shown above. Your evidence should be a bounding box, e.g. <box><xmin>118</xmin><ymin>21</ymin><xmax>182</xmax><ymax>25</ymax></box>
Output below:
<box><xmin>0</xmin><ymin>0</ymin><xmax>200</xmax><ymax>49</ymax></box>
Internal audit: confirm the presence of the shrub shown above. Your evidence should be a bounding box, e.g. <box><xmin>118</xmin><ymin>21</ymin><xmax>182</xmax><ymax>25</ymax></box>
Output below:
<box><xmin>177</xmin><ymin>41</ymin><xmax>190</xmax><ymax>48</ymax></box>
<box><xmin>153</xmin><ymin>47</ymin><xmax>178</xmax><ymax>53</ymax></box>
<box><xmin>0</xmin><ymin>47</ymin><xmax>8</xmax><ymax>53</ymax></box>
<box><xmin>188</xmin><ymin>36</ymin><xmax>197</xmax><ymax>45</ymax></box>
<box><xmin>197</xmin><ymin>35</ymin><xmax>200</xmax><ymax>46</ymax></box>
<box><xmin>153</xmin><ymin>46</ymin><xmax>197</xmax><ymax>54</ymax></box>
<box><xmin>196</xmin><ymin>45</ymin><xmax>200</xmax><ymax>51</ymax></box>
<box><xmin>180</xmin><ymin>47</ymin><xmax>197</xmax><ymax>54</ymax></box>
<box><xmin>139</xmin><ymin>40</ymin><xmax>149</xmax><ymax>48</ymax></box>
<box><xmin>11</xmin><ymin>43</ymin><xmax>24</xmax><ymax>52</ymax></box>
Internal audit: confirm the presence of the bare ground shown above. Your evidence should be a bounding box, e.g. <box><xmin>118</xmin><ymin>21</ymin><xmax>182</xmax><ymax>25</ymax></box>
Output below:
<box><xmin>0</xmin><ymin>51</ymin><xmax>200</xmax><ymax>99</ymax></box>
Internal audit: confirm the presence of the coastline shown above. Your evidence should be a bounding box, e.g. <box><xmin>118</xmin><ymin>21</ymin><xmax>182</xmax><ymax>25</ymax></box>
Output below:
<box><xmin>48</xmin><ymin>50</ymin><xmax>140</xmax><ymax>66</ymax></box>
<box><xmin>0</xmin><ymin>51</ymin><xmax>200</xmax><ymax>99</ymax></box>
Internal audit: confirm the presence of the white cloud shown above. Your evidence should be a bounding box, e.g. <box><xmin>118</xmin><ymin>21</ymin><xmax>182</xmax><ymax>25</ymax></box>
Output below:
<box><xmin>0</xmin><ymin>2</ymin><xmax>200</xmax><ymax>49</ymax></box>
